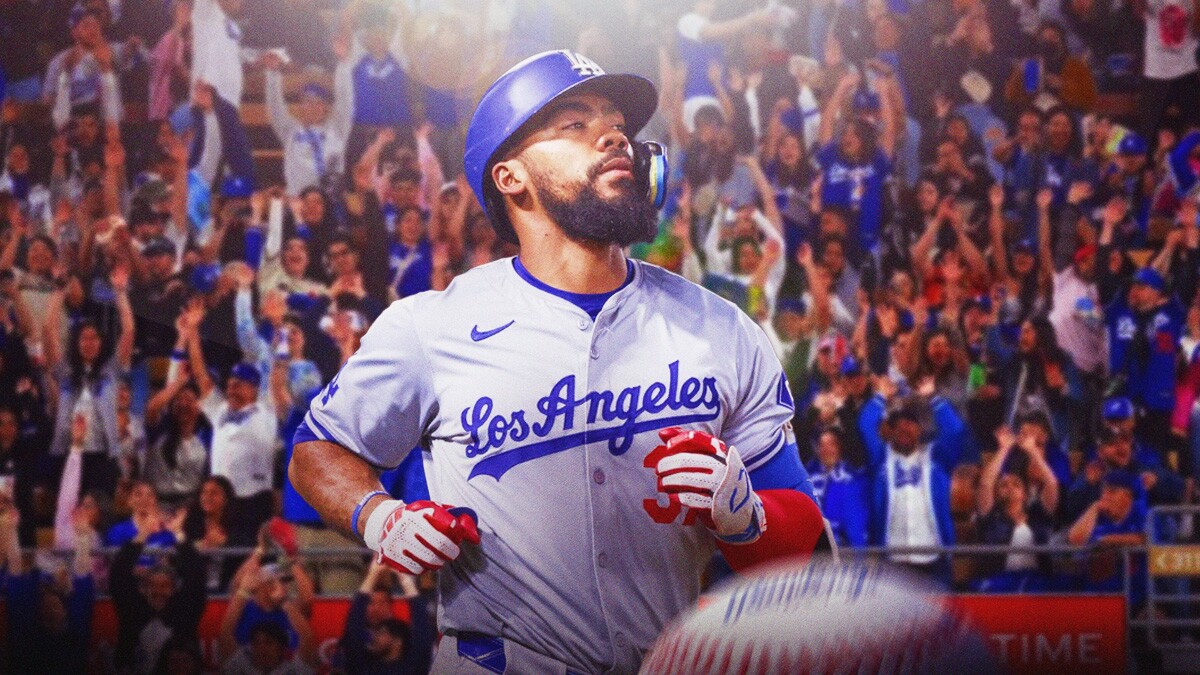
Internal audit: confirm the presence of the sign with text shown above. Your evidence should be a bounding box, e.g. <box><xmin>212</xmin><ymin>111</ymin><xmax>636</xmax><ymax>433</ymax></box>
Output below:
<box><xmin>955</xmin><ymin>595</ymin><xmax>1126</xmax><ymax>674</ymax></box>
<box><xmin>1149</xmin><ymin>545</ymin><xmax>1200</xmax><ymax>576</ymax></box>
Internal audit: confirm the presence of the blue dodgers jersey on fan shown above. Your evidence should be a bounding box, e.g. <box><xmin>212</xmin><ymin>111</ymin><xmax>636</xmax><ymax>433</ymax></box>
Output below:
<box><xmin>1105</xmin><ymin>295</ymin><xmax>1185</xmax><ymax>412</ymax></box>
<box><xmin>816</xmin><ymin>142</ymin><xmax>892</xmax><ymax>252</ymax></box>
<box><xmin>301</xmin><ymin>257</ymin><xmax>806</xmax><ymax>674</ymax></box>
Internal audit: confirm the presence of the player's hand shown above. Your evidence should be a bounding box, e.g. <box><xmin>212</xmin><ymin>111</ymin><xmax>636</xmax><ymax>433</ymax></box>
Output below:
<box><xmin>362</xmin><ymin>499</ymin><xmax>481</xmax><ymax>574</ymax></box>
<box><xmin>651</xmin><ymin>428</ymin><xmax>765</xmax><ymax>544</ymax></box>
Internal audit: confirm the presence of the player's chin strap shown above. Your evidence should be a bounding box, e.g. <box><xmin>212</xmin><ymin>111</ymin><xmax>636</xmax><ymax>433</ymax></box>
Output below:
<box><xmin>634</xmin><ymin>141</ymin><xmax>669</xmax><ymax>210</ymax></box>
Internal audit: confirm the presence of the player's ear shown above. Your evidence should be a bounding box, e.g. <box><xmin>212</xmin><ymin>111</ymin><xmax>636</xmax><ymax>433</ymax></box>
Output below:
<box><xmin>491</xmin><ymin>158</ymin><xmax>529</xmax><ymax>199</ymax></box>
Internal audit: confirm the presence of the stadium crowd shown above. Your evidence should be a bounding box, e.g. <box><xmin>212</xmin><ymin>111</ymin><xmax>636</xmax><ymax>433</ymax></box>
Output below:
<box><xmin>0</xmin><ymin>0</ymin><xmax>1197</xmax><ymax>669</ymax></box>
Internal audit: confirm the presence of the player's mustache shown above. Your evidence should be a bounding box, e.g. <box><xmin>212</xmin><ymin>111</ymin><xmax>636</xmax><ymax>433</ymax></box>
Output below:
<box><xmin>587</xmin><ymin>149</ymin><xmax>634</xmax><ymax>181</ymax></box>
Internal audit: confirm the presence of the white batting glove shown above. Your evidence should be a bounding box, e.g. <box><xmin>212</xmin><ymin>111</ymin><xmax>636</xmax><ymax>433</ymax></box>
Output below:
<box><xmin>362</xmin><ymin>499</ymin><xmax>481</xmax><ymax>575</ymax></box>
<box><xmin>652</xmin><ymin>428</ymin><xmax>766</xmax><ymax>544</ymax></box>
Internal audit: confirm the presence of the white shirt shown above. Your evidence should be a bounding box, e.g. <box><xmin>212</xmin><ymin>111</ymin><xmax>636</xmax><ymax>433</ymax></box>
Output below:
<box><xmin>191</xmin><ymin>0</ymin><xmax>252</xmax><ymax>105</ymax></box>
<box><xmin>1144</xmin><ymin>0</ymin><xmax>1199</xmax><ymax>80</ymax></box>
<box><xmin>201</xmin><ymin>390</ymin><xmax>278</xmax><ymax>497</ymax></box>
<box><xmin>264</xmin><ymin>70</ymin><xmax>352</xmax><ymax>196</ymax></box>
<box><xmin>886</xmin><ymin>448</ymin><xmax>941</xmax><ymax>565</ymax></box>
<box><xmin>222</xmin><ymin>649</ymin><xmax>314</xmax><ymax>675</ymax></box>
<box><xmin>1005</xmin><ymin>521</ymin><xmax>1038</xmax><ymax>572</ymax></box>
<box><xmin>1049</xmin><ymin>268</ymin><xmax>1105</xmax><ymax>374</ymax></box>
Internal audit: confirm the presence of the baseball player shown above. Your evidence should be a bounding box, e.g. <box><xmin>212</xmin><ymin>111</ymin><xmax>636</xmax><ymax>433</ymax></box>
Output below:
<box><xmin>289</xmin><ymin>50</ymin><xmax>825</xmax><ymax>674</ymax></box>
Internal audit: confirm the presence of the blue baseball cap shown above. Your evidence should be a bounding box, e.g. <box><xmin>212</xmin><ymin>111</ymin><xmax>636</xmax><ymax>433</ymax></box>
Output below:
<box><xmin>190</xmin><ymin>263</ymin><xmax>221</xmax><ymax>293</ymax></box>
<box><xmin>68</xmin><ymin>4</ymin><xmax>100</xmax><ymax>28</ymax></box>
<box><xmin>776</xmin><ymin>296</ymin><xmax>807</xmax><ymax>316</ymax></box>
<box><xmin>852</xmin><ymin>90</ymin><xmax>881</xmax><ymax>113</ymax></box>
<box><xmin>1133</xmin><ymin>267</ymin><xmax>1166</xmax><ymax>293</ymax></box>
<box><xmin>229</xmin><ymin>363</ymin><xmax>262</xmax><ymax>388</ymax></box>
<box><xmin>1103</xmin><ymin>397</ymin><xmax>1134</xmax><ymax>421</ymax></box>
<box><xmin>221</xmin><ymin>175</ymin><xmax>254</xmax><ymax>199</ymax></box>
<box><xmin>1117</xmin><ymin>132</ymin><xmax>1147</xmax><ymax>157</ymax></box>
<box><xmin>300</xmin><ymin>83</ymin><xmax>333</xmax><ymax>102</ymax></box>
<box><xmin>1102</xmin><ymin>469</ymin><xmax>1139</xmax><ymax>494</ymax></box>
<box><xmin>1012</xmin><ymin>237</ymin><xmax>1036</xmax><ymax>255</ymax></box>
<box><xmin>779</xmin><ymin>107</ymin><xmax>805</xmax><ymax>135</ymax></box>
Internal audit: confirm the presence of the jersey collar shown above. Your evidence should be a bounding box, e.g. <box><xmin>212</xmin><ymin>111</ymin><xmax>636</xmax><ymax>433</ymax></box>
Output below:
<box><xmin>505</xmin><ymin>255</ymin><xmax>642</xmax><ymax>320</ymax></box>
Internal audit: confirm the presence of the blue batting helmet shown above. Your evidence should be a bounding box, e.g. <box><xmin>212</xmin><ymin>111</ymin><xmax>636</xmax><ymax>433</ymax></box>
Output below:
<box><xmin>463</xmin><ymin>50</ymin><xmax>658</xmax><ymax>244</ymax></box>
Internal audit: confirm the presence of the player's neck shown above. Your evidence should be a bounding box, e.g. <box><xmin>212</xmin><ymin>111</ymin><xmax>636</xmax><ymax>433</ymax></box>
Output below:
<box><xmin>517</xmin><ymin>238</ymin><xmax>628</xmax><ymax>294</ymax></box>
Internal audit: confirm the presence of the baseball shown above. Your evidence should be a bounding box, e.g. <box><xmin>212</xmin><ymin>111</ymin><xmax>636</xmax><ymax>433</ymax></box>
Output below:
<box><xmin>640</xmin><ymin>557</ymin><xmax>999</xmax><ymax>674</ymax></box>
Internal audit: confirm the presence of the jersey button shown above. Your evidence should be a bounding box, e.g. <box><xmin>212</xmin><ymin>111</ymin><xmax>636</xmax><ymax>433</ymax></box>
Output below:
<box><xmin>597</xmin><ymin>552</ymin><xmax>608</xmax><ymax>568</ymax></box>
<box><xmin>593</xmin><ymin>469</ymin><xmax>606</xmax><ymax>484</ymax></box>
<box><xmin>577</xmin><ymin>318</ymin><xmax>589</xmax><ymax>330</ymax></box>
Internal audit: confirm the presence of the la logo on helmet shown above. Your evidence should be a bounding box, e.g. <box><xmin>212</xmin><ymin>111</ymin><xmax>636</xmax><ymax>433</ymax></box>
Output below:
<box><xmin>564</xmin><ymin>51</ymin><xmax>604</xmax><ymax>77</ymax></box>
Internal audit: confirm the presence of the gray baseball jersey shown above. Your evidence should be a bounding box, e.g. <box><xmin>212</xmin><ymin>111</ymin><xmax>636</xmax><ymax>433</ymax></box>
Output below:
<box><xmin>303</xmin><ymin>257</ymin><xmax>796</xmax><ymax>673</ymax></box>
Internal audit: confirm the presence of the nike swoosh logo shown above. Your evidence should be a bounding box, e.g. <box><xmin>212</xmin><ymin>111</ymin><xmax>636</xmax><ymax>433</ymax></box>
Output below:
<box><xmin>729</xmin><ymin>469</ymin><xmax>750</xmax><ymax>513</ymax></box>
<box><xmin>471</xmin><ymin>320</ymin><xmax>515</xmax><ymax>342</ymax></box>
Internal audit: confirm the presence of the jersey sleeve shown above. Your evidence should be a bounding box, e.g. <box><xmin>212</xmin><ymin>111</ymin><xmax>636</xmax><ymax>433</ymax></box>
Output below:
<box><xmin>299</xmin><ymin>301</ymin><xmax>436</xmax><ymax>469</ymax></box>
<box><xmin>720</xmin><ymin>313</ymin><xmax>796</xmax><ymax>472</ymax></box>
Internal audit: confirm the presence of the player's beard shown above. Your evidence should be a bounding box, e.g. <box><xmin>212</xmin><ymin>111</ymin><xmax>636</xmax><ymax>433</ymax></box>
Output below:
<box><xmin>529</xmin><ymin>158</ymin><xmax>658</xmax><ymax>247</ymax></box>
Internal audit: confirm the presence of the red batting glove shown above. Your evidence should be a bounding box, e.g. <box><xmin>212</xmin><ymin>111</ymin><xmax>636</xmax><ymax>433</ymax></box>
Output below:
<box><xmin>362</xmin><ymin>499</ymin><xmax>481</xmax><ymax>575</ymax></box>
<box><xmin>652</xmin><ymin>427</ymin><xmax>765</xmax><ymax>543</ymax></box>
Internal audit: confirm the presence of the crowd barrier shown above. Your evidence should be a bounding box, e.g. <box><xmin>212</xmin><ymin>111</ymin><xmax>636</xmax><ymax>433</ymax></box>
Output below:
<box><xmin>1</xmin><ymin>543</ymin><xmax>1159</xmax><ymax>673</ymax></box>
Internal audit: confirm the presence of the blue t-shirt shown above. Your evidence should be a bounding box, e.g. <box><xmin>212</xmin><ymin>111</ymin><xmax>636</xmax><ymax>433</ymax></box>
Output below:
<box><xmin>235</xmin><ymin>602</ymin><xmax>297</xmax><ymax>650</ymax></box>
<box><xmin>817</xmin><ymin>143</ymin><xmax>892</xmax><ymax>252</ymax></box>
<box><xmin>352</xmin><ymin>53</ymin><xmax>411</xmax><ymax>127</ymax></box>
<box><xmin>676</xmin><ymin>16</ymin><xmax>723</xmax><ymax>101</ymax></box>
<box><xmin>389</xmin><ymin>239</ymin><xmax>433</xmax><ymax>299</ymax></box>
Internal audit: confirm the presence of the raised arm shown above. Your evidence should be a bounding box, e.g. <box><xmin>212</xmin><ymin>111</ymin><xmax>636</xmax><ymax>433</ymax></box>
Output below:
<box><xmin>1035</xmin><ymin>188</ymin><xmax>1056</xmax><ymax>284</ymax></box>
<box><xmin>819</xmin><ymin>71</ymin><xmax>859</xmax><ymax>147</ymax></box>
<box><xmin>1022</xmin><ymin>441</ymin><xmax>1061</xmax><ymax>514</ymax></box>
<box><xmin>742</xmin><ymin>155</ymin><xmax>783</xmax><ymax>232</ymax></box>
<box><xmin>694</xmin><ymin>6</ymin><xmax>773</xmax><ymax>41</ymax></box>
<box><xmin>218</xmin><ymin>572</ymin><xmax>253</xmax><ymax>664</ymax></box>
<box><xmin>102</xmin><ymin>125</ymin><xmax>127</xmax><ymax>218</ymax></box>
<box><xmin>42</xmin><ymin>286</ymin><xmax>66</xmax><ymax>373</ymax></box>
<box><xmin>977</xmin><ymin>426</ymin><xmax>1015</xmax><ymax>516</ymax></box>
<box><xmin>950</xmin><ymin>204</ymin><xmax>989</xmax><ymax>286</ymax></box>
<box><xmin>168</xmin><ymin>130</ymin><xmax>191</xmax><ymax>241</ymax></box>
<box><xmin>181</xmin><ymin>300</ymin><xmax>213</xmax><ymax>399</ymax></box>
<box><xmin>283</xmin><ymin>599</ymin><xmax>318</xmax><ymax>666</ymax></box>
<box><xmin>909</xmin><ymin>203</ymin><xmax>943</xmax><ymax>281</ymax></box>
<box><xmin>110</xmin><ymin>266</ymin><xmax>135</xmax><ymax>370</ymax></box>
<box><xmin>658</xmin><ymin>46</ymin><xmax>689</xmax><ymax>148</ymax></box>
<box><xmin>330</xmin><ymin>48</ymin><xmax>355</xmax><ymax>140</ymax></box>
<box><xmin>875</xmin><ymin>69</ymin><xmax>900</xmax><ymax>160</ymax></box>
<box><xmin>706</xmin><ymin>62</ymin><xmax>736</xmax><ymax>129</ymax></box>
<box><xmin>261</xmin><ymin>54</ymin><xmax>297</xmax><ymax>143</ymax></box>
<box><xmin>146</xmin><ymin>323</ymin><xmax>196</xmax><ymax>426</ymax></box>
<box><xmin>988</xmin><ymin>184</ymin><xmax>1011</xmax><ymax>283</ymax></box>
<box><xmin>1067</xmin><ymin>501</ymin><xmax>1100</xmax><ymax>546</ymax></box>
